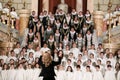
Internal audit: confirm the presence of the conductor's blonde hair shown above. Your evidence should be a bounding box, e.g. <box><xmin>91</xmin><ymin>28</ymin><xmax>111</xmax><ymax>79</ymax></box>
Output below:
<box><xmin>42</xmin><ymin>51</ymin><xmax>52</xmax><ymax>67</ymax></box>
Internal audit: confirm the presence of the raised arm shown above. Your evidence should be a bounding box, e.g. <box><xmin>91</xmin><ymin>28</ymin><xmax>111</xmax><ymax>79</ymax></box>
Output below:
<box><xmin>53</xmin><ymin>52</ymin><xmax>63</xmax><ymax>66</ymax></box>
<box><xmin>38</xmin><ymin>56</ymin><xmax>43</xmax><ymax>66</ymax></box>
<box><xmin>53</xmin><ymin>57</ymin><xmax>62</xmax><ymax>66</ymax></box>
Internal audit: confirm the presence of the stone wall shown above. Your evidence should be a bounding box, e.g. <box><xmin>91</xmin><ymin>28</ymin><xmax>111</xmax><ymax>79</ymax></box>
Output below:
<box><xmin>0</xmin><ymin>0</ymin><xmax>32</xmax><ymax>13</ymax></box>
<box><xmin>94</xmin><ymin>0</ymin><xmax>120</xmax><ymax>13</ymax></box>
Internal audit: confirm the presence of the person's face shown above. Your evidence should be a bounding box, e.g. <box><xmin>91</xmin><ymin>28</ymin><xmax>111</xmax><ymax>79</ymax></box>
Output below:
<box><xmin>96</xmin><ymin>67</ymin><xmax>99</xmax><ymax>71</ymax></box>
<box><xmin>69</xmin><ymin>53</ymin><xmax>73</xmax><ymax>57</ymax></box>
<box><xmin>90</xmin><ymin>54</ymin><xmax>94</xmax><ymax>58</ymax></box>
<box><xmin>78</xmin><ymin>34</ymin><xmax>82</xmax><ymax>37</ymax></box>
<box><xmin>36</xmin><ymin>46</ymin><xmax>40</xmax><ymax>51</ymax></box>
<box><xmin>86</xmin><ymin>67</ymin><xmax>90</xmax><ymax>71</ymax></box>
<box><xmin>68</xmin><ymin>67</ymin><xmax>72</xmax><ymax>71</ymax></box>
<box><xmin>79</xmin><ymin>11</ymin><xmax>83</xmax><ymax>15</ymax></box>
<box><xmin>32</xmin><ymin>11</ymin><xmax>35</xmax><ymax>15</ymax></box>
<box><xmin>36</xmin><ymin>64</ymin><xmax>39</xmax><ymax>68</ymax></box>
<box><xmin>29</xmin><ymin>53</ymin><xmax>33</xmax><ymax>57</ymax></box>
<box><xmin>77</xmin><ymin>67</ymin><xmax>80</xmax><ymax>71</ymax></box>
<box><xmin>73</xmin><ymin>43</ymin><xmax>76</xmax><ymax>48</ymax></box>
<box><xmin>66</xmin><ymin>46</ymin><xmax>69</xmax><ymax>50</ymax></box>
<box><xmin>59</xmin><ymin>65</ymin><xmax>63</xmax><ymax>70</ymax></box>
<box><xmin>87</xmin><ymin>31</ymin><xmax>91</xmax><ymax>34</ymax></box>
<box><xmin>10</xmin><ymin>65</ymin><xmax>14</xmax><ymax>69</ymax></box>
<box><xmin>67</xmin><ymin>60</ymin><xmax>71</xmax><ymax>64</ymax></box>
<box><xmin>77</xmin><ymin>60</ymin><xmax>81</xmax><ymax>65</ymax></box>
<box><xmin>54</xmin><ymin>49</ymin><xmax>58</xmax><ymax>53</ymax></box>
<box><xmin>19</xmin><ymin>64</ymin><xmax>23</xmax><ymax>68</ymax></box>
<box><xmin>10</xmin><ymin>59</ymin><xmax>14</xmax><ymax>64</ymax></box>
<box><xmin>55</xmin><ymin>30</ymin><xmax>58</xmax><ymax>33</ymax></box>
<box><xmin>109</xmin><ymin>53</ymin><xmax>113</xmax><ymax>58</ymax></box>
<box><xmin>4</xmin><ymin>65</ymin><xmax>7</xmax><ymax>69</ymax></box>
<box><xmin>97</xmin><ymin>60</ymin><xmax>101</xmax><ymax>65</ymax></box>
<box><xmin>71</xmin><ymin>28</ymin><xmax>74</xmax><ymax>31</ymax></box>
<box><xmin>44</xmin><ymin>44</ymin><xmax>47</xmax><ymax>48</ymax></box>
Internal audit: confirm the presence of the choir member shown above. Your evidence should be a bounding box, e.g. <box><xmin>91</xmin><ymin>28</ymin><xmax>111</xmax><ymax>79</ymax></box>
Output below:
<box><xmin>56</xmin><ymin>65</ymin><xmax>66</xmax><ymax>80</ymax></box>
<box><xmin>73</xmin><ymin>65</ymin><xmax>83</xmax><ymax>80</ymax></box>
<box><xmin>65</xmin><ymin>66</ymin><xmax>74</xmax><ymax>80</ymax></box>
<box><xmin>7</xmin><ymin>64</ymin><xmax>16</xmax><ymax>80</ymax></box>
<box><xmin>44</xmin><ymin>25</ymin><xmax>54</xmax><ymax>42</ymax></box>
<box><xmin>85</xmin><ymin>30</ymin><xmax>93</xmax><ymax>48</ymax></box>
<box><xmin>104</xmin><ymin>65</ymin><xmax>116</xmax><ymax>80</ymax></box>
<box><xmin>69</xmin><ymin>27</ymin><xmax>77</xmax><ymax>46</ymax></box>
<box><xmin>25</xmin><ymin>64</ymin><xmax>34</xmax><ymax>80</ymax></box>
<box><xmin>33</xmin><ymin>63</ymin><xmax>41</xmax><ymax>80</ymax></box>
<box><xmin>15</xmin><ymin>63</ymin><xmax>26</xmax><ymax>80</ymax></box>
<box><xmin>83</xmin><ymin>66</ymin><xmax>92</xmax><ymax>80</ymax></box>
<box><xmin>93</xmin><ymin>65</ymin><xmax>104</xmax><ymax>80</ymax></box>
<box><xmin>76</xmin><ymin>33</ymin><xmax>84</xmax><ymax>50</ymax></box>
<box><xmin>1</xmin><ymin>63</ymin><xmax>8</xmax><ymax>80</ymax></box>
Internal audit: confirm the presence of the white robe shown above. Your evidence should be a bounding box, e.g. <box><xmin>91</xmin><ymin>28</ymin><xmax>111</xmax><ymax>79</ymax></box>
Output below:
<box><xmin>104</xmin><ymin>70</ymin><xmax>116</xmax><ymax>80</ymax></box>
<box><xmin>117</xmin><ymin>71</ymin><xmax>120</xmax><ymax>80</ymax></box>
<box><xmin>65</xmin><ymin>71</ymin><xmax>74</xmax><ymax>80</ymax></box>
<box><xmin>33</xmin><ymin>68</ymin><xmax>41</xmax><ymax>80</ymax></box>
<box><xmin>56</xmin><ymin>70</ymin><xmax>66</xmax><ymax>80</ymax></box>
<box><xmin>25</xmin><ymin>69</ymin><xmax>34</xmax><ymax>80</ymax></box>
<box><xmin>70</xmin><ymin>48</ymin><xmax>80</xmax><ymax>59</ymax></box>
<box><xmin>73</xmin><ymin>70</ymin><xmax>83</xmax><ymax>80</ymax></box>
<box><xmin>7</xmin><ymin>69</ymin><xmax>16</xmax><ymax>80</ymax></box>
<box><xmin>93</xmin><ymin>70</ymin><xmax>104</xmax><ymax>80</ymax></box>
<box><xmin>15</xmin><ymin>68</ymin><xmax>26</xmax><ymax>80</ymax></box>
<box><xmin>83</xmin><ymin>71</ymin><xmax>92</xmax><ymax>80</ymax></box>
<box><xmin>1</xmin><ymin>70</ymin><xmax>8</xmax><ymax>80</ymax></box>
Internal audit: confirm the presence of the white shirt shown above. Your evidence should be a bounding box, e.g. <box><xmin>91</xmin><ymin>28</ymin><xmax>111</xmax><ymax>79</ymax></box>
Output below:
<box><xmin>15</xmin><ymin>68</ymin><xmax>26</xmax><ymax>80</ymax></box>
<box><xmin>25</xmin><ymin>69</ymin><xmax>34</xmax><ymax>80</ymax></box>
<box><xmin>33</xmin><ymin>68</ymin><xmax>41</xmax><ymax>80</ymax></box>
<box><xmin>56</xmin><ymin>70</ymin><xmax>66</xmax><ymax>80</ymax></box>
<box><xmin>65</xmin><ymin>71</ymin><xmax>74</xmax><ymax>80</ymax></box>
<box><xmin>117</xmin><ymin>71</ymin><xmax>120</xmax><ymax>80</ymax></box>
<box><xmin>93</xmin><ymin>70</ymin><xmax>104</xmax><ymax>80</ymax></box>
<box><xmin>70</xmin><ymin>48</ymin><xmax>80</xmax><ymax>59</ymax></box>
<box><xmin>1</xmin><ymin>69</ymin><xmax>8</xmax><ymax>80</ymax></box>
<box><xmin>40</xmin><ymin>47</ymin><xmax>50</xmax><ymax>53</ymax></box>
<box><xmin>7</xmin><ymin>69</ymin><xmax>16</xmax><ymax>80</ymax></box>
<box><xmin>104</xmin><ymin>70</ymin><xmax>116</xmax><ymax>80</ymax></box>
<box><xmin>73</xmin><ymin>70</ymin><xmax>83</xmax><ymax>80</ymax></box>
<box><xmin>83</xmin><ymin>71</ymin><xmax>92</xmax><ymax>80</ymax></box>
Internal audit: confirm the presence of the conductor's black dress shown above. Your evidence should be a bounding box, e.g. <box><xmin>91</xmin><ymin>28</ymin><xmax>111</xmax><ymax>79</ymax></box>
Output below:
<box><xmin>38</xmin><ymin>56</ymin><xmax>62</xmax><ymax>80</ymax></box>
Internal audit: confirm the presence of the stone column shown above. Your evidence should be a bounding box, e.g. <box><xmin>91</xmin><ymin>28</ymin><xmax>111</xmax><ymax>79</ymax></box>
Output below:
<box><xmin>76</xmin><ymin>0</ymin><xmax>82</xmax><ymax>12</ymax></box>
<box><xmin>117</xmin><ymin>12</ymin><xmax>120</xmax><ymax>26</ymax></box>
<box><xmin>93</xmin><ymin>11</ymin><xmax>104</xmax><ymax>37</ymax></box>
<box><xmin>19</xmin><ymin>9</ymin><xmax>30</xmax><ymax>36</ymax></box>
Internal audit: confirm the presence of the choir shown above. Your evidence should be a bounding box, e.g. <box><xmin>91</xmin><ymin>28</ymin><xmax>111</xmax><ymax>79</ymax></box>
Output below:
<box><xmin>0</xmin><ymin>3</ymin><xmax>120</xmax><ymax>80</ymax></box>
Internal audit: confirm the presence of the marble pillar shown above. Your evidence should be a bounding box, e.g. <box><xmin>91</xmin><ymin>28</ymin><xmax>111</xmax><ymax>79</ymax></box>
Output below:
<box><xmin>93</xmin><ymin>11</ymin><xmax>104</xmax><ymax>37</ymax></box>
<box><xmin>42</xmin><ymin>0</ymin><xmax>49</xmax><ymax>12</ymax></box>
<box><xmin>87</xmin><ymin>0</ymin><xmax>94</xmax><ymax>13</ymax></box>
<box><xmin>117</xmin><ymin>12</ymin><xmax>120</xmax><ymax>26</ymax></box>
<box><xmin>104</xmin><ymin>43</ymin><xmax>120</xmax><ymax>53</ymax></box>
<box><xmin>19</xmin><ymin>9</ymin><xmax>30</xmax><ymax>36</ymax></box>
<box><xmin>76</xmin><ymin>0</ymin><xmax>82</xmax><ymax>12</ymax></box>
<box><xmin>31</xmin><ymin>0</ymin><xmax>38</xmax><ymax>15</ymax></box>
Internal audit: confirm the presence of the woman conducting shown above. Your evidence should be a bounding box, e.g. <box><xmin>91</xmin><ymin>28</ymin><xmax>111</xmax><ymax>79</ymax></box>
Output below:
<box><xmin>38</xmin><ymin>51</ymin><xmax>62</xmax><ymax>80</ymax></box>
